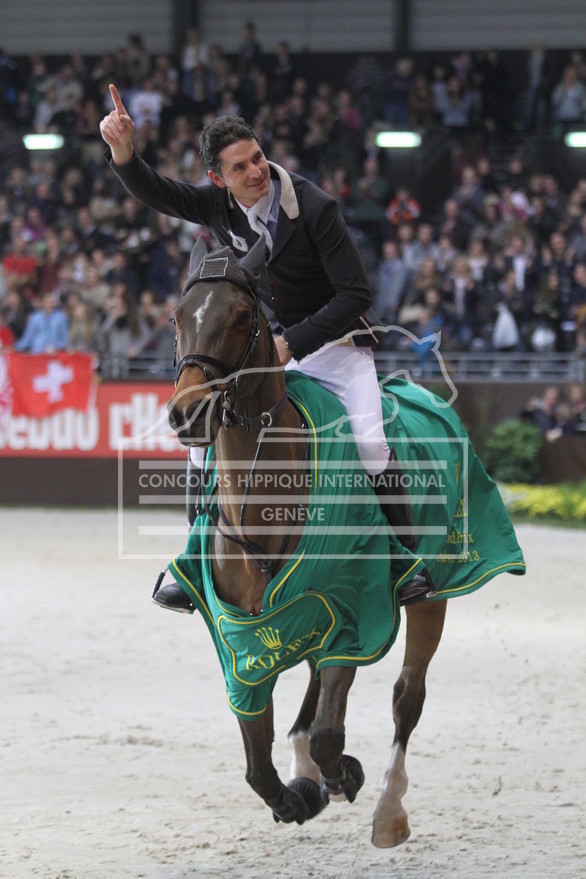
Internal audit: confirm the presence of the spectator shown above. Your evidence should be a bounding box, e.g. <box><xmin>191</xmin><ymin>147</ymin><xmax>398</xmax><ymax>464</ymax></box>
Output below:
<box><xmin>503</xmin><ymin>232</ymin><xmax>540</xmax><ymax>300</ymax></box>
<box><xmin>375</xmin><ymin>239</ymin><xmax>410</xmax><ymax>324</ymax></box>
<box><xmin>137</xmin><ymin>291</ymin><xmax>178</xmax><ymax>368</ymax></box>
<box><xmin>128</xmin><ymin>75</ymin><xmax>164</xmax><ymax>131</ymax></box>
<box><xmin>411</xmin><ymin>287</ymin><xmax>446</xmax><ymax>370</ymax></box>
<box><xmin>408</xmin><ymin>72</ymin><xmax>436</xmax><ymax>129</ymax></box>
<box><xmin>99</xmin><ymin>282</ymin><xmax>151</xmax><ymax>366</ymax></box>
<box><xmin>37</xmin><ymin>228</ymin><xmax>65</xmax><ymax>293</ymax></box>
<box><xmin>567</xmin><ymin>382</ymin><xmax>586</xmax><ymax>431</ymax></box>
<box><xmin>126</xmin><ymin>34</ymin><xmax>151</xmax><ymax>85</ymax></box>
<box><xmin>238</xmin><ymin>21</ymin><xmax>263</xmax><ymax>78</ymax></box>
<box><xmin>384</xmin><ymin>57</ymin><xmax>415</xmax><ymax>126</ymax></box>
<box><xmin>67</xmin><ymin>294</ymin><xmax>101</xmax><ymax>352</ymax></box>
<box><xmin>452</xmin><ymin>165</ymin><xmax>486</xmax><ymax>231</ymax></box>
<box><xmin>76</xmin><ymin>205</ymin><xmax>113</xmax><ymax>255</ymax></box>
<box><xmin>402</xmin><ymin>222</ymin><xmax>440</xmax><ymax>274</ymax></box>
<box><xmin>147</xmin><ymin>235</ymin><xmax>184</xmax><ymax>300</ymax></box>
<box><xmin>434</xmin><ymin>75</ymin><xmax>475</xmax><ymax>131</ymax></box>
<box><xmin>491</xmin><ymin>268</ymin><xmax>525</xmax><ymax>351</ymax></box>
<box><xmin>84</xmin><ymin>264</ymin><xmax>111</xmax><ymax>315</ymax></box>
<box><xmin>466</xmin><ymin>237</ymin><xmax>490</xmax><ymax>283</ymax></box>
<box><xmin>527</xmin><ymin>194</ymin><xmax>562</xmax><ymax>250</ymax></box>
<box><xmin>438</xmin><ymin>197</ymin><xmax>471</xmax><ymax>251</ymax></box>
<box><xmin>348</xmin><ymin>156</ymin><xmax>391</xmax><ymax>254</ymax></box>
<box><xmin>408</xmin><ymin>254</ymin><xmax>442</xmax><ymax>305</ymax></box>
<box><xmin>0</xmin><ymin>286</ymin><xmax>30</xmax><ymax>340</ymax></box>
<box><xmin>268</xmin><ymin>41</ymin><xmax>295</xmax><ymax>104</ymax></box>
<box><xmin>521</xmin><ymin>39</ymin><xmax>554</xmax><ymax>131</ymax></box>
<box><xmin>14</xmin><ymin>290</ymin><xmax>69</xmax><ymax>353</ymax></box>
<box><xmin>0</xmin><ymin>193</ymin><xmax>14</xmax><ymax>254</ymax></box>
<box><xmin>474</xmin><ymin>155</ymin><xmax>499</xmax><ymax>195</ymax></box>
<box><xmin>475</xmin><ymin>48</ymin><xmax>510</xmax><ymax>135</ymax></box>
<box><xmin>565</xmin><ymin>261</ymin><xmax>586</xmax><ymax>347</ymax></box>
<box><xmin>568</xmin><ymin>207</ymin><xmax>586</xmax><ymax>263</ymax></box>
<box><xmin>441</xmin><ymin>254</ymin><xmax>480</xmax><ymax>348</ymax></box>
<box><xmin>435</xmin><ymin>232</ymin><xmax>458</xmax><ymax>277</ymax></box>
<box><xmin>385</xmin><ymin>186</ymin><xmax>421</xmax><ymax>229</ymax></box>
<box><xmin>0</xmin><ymin>308</ymin><xmax>15</xmax><ymax>350</ymax></box>
<box><xmin>105</xmin><ymin>250</ymin><xmax>141</xmax><ymax>300</ymax></box>
<box><xmin>180</xmin><ymin>28</ymin><xmax>209</xmax><ymax>98</ymax></box>
<box><xmin>2</xmin><ymin>235</ymin><xmax>39</xmax><ymax>286</ymax></box>
<box><xmin>33</xmin><ymin>83</ymin><xmax>64</xmax><ymax>132</ymax></box>
<box><xmin>521</xmin><ymin>386</ymin><xmax>572</xmax><ymax>441</ymax></box>
<box><xmin>550</xmin><ymin>64</ymin><xmax>585</xmax><ymax>127</ymax></box>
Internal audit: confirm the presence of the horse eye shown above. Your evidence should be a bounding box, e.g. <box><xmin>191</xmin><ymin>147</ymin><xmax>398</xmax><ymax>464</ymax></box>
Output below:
<box><xmin>168</xmin><ymin>314</ymin><xmax>176</xmax><ymax>327</ymax></box>
<box><xmin>236</xmin><ymin>309</ymin><xmax>252</xmax><ymax>327</ymax></box>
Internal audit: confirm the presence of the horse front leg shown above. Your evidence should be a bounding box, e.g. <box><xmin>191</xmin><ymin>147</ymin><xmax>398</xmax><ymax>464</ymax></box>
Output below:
<box><xmin>372</xmin><ymin>599</ymin><xmax>447</xmax><ymax>848</ymax></box>
<box><xmin>238</xmin><ymin>698</ymin><xmax>325</xmax><ymax>825</ymax></box>
<box><xmin>287</xmin><ymin>662</ymin><xmax>321</xmax><ymax>785</ymax></box>
<box><xmin>309</xmin><ymin>666</ymin><xmax>365</xmax><ymax>804</ymax></box>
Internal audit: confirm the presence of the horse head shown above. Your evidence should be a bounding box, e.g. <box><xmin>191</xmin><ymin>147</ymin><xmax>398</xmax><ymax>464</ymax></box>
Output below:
<box><xmin>167</xmin><ymin>237</ymin><xmax>276</xmax><ymax>446</ymax></box>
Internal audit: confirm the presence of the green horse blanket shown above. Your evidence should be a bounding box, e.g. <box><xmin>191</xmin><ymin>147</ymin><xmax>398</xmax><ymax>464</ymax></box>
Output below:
<box><xmin>169</xmin><ymin>372</ymin><xmax>525</xmax><ymax>719</ymax></box>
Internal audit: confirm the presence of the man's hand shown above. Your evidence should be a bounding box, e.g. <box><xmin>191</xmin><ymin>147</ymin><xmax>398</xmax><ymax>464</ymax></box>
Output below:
<box><xmin>99</xmin><ymin>84</ymin><xmax>135</xmax><ymax>165</ymax></box>
<box><xmin>274</xmin><ymin>335</ymin><xmax>293</xmax><ymax>366</ymax></box>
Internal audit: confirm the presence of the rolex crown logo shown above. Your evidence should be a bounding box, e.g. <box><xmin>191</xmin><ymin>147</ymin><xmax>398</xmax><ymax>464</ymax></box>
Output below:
<box><xmin>255</xmin><ymin>626</ymin><xmax>282</xmax><ymax>650</ymax></box>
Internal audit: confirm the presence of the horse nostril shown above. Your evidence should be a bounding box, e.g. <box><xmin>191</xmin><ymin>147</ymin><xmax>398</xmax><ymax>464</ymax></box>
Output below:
<box><xmin>167</xmin><ymin>400</ymin><xmax>186</xmax><ymax>432</ymax></box>
<box><xmin>167</xmin><ymin>397</ymin><xmax>212</xmax><ymax>436</ymax></box>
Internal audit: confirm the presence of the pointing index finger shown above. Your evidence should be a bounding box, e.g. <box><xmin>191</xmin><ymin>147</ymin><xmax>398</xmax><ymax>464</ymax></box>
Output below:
<box><xmin>109</xmin><ymin>83</ymin><xmax>128</xmax><ymax>116</ymax></box>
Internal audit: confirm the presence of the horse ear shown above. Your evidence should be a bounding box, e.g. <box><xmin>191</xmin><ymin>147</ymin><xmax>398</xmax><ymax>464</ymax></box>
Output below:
<box><xmin>189</xmin><ymin>236</ymin><xmax>209</xmax><ymax>275</ymax></box>
<box><xmin>237</xmin><ymin>236</ymin><xmax>266</xmax><ymax>281</ymax></box>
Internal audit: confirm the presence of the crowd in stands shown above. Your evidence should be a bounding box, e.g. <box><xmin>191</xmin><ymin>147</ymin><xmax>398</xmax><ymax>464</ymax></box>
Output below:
<box><xmin>521</xmin><ymin>382</ymin><xmax>586</xmax><ymax>438</ymax></box>
<box><xmin>1</xmin><ymin>27</ymin><xmax>586</xmax><ymax>382</ymax></box>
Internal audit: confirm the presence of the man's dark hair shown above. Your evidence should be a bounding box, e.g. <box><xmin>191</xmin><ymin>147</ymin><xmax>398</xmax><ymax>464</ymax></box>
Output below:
<box><xmin>199</xmin><ymin>115</ymin><xmax>259</xmax><ymax>174</ymax></box>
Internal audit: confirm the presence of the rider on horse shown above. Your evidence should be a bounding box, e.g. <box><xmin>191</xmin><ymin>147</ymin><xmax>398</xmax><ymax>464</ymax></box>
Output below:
<box><xmin>100</xmin><ymin>85</ymin><xmax>435</xmax><ymax>607</ymax></box>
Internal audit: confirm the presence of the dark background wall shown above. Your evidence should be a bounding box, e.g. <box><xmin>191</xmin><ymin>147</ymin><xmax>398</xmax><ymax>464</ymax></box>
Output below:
<box><xmin>2</xmin><ymin>0</ymin><xmax>585</xmax><ymax>56</ymax></box>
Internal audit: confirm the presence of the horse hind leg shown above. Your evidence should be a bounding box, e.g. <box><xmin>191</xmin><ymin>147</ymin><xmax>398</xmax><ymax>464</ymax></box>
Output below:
<box><xmin>287</xmin><ymin>663</ymin><xmax>321</xmax><ymax>785</ymax></box>
<box><xmin>372</xmin><ymin>600</ymin><xmax>447</xmax><ymax>848</ymax></box>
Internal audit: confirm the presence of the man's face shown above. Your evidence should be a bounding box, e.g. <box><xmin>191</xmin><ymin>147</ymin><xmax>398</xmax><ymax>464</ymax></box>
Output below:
<box><xmin>208</xmin><ymin>139</ymin><xmax>270</xmax><ymax>208</ymax></box>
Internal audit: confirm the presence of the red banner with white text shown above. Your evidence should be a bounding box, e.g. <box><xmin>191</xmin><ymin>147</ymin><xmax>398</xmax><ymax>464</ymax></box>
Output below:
<box><xmin>0</xmin><ymin>367</ymin><xmax>184</xmax><ymax>459</ymax></box>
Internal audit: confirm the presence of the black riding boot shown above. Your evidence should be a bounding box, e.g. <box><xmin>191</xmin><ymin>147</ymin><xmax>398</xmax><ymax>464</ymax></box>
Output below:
<box><xmin>371</xmin><ymin>448</ymin><xmax>436</xmax><ymax>606</ymax></box>
<box><xmin>152</xmin><ymin>453</ymin><xmax>199</xmax><ymax>612</ymax></box>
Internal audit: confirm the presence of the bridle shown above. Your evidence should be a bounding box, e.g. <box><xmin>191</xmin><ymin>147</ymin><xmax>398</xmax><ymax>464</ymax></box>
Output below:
<box><xmin>172</xmin><ymin>272</ymin><xmax>306</xmax><ymax>579</ymax></box>
<box><xmin>173</xmin><ymin>275</ymin><xmax>287</xmax><ymax>431</ymax></box>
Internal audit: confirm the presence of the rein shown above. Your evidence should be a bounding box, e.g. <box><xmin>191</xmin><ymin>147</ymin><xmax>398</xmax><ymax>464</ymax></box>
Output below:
<box><xmin>200</xmin><ymin>411</ymin><xmax>309</xmax><ymax>579</ymax></box>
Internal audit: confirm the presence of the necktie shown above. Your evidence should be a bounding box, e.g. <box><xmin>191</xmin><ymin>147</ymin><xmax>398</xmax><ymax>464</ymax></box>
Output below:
<box><xmin>247</xmin><ymin>209</ymin><xmax>273</xmax><ymax>255</ymax></box>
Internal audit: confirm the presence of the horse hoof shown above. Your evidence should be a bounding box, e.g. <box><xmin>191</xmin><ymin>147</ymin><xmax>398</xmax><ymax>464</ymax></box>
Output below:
<box><xmin>288</xmin><ymin>777</ymin><xmax>329</xmax><ymax>819</ymax></box>
<box><xmin>272</xmin><ymin>786</ymin><xmax>309</xmax><ymax>825</ymax></box>
<box><xmin>371</xmin><ymin>815</ymin><xmax>411</xmax><ymax>848</ymax></box>
<box><xmin>321</xmin><ymin>754</ymin><xmax>365</xmax><ymax>804</ymax></box>
<box><xmin>340</xmin><ymin>754</ymin><xmax>365</xmax><ymax>803</ymax></box>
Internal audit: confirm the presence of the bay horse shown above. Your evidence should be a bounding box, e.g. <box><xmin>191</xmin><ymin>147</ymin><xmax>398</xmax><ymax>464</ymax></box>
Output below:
<box><xmin>163</xmin><ymin>239</ymin><xmax>525</xmax><ymax>846</ymax></box>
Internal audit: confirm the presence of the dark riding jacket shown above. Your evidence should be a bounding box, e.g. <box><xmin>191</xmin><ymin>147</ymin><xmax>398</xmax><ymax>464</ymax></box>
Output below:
<box><xmin>106</xmin><ymin>150</ymin><xmax>377</xmax><ymax>360</ymax></box>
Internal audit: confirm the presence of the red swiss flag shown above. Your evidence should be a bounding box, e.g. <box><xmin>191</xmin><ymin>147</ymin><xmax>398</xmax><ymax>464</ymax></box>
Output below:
<box><xmin>6</xmin><ymin>353</ymin><xmax>97</xmax><ymax>417</ymax></box>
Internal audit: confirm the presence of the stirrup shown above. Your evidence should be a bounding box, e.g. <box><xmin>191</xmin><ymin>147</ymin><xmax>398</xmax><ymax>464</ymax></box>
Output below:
<box><xmin>152</xmin><ymin>572</ymin><xmax>194</xmax><ymax>613</ymax></box>
<box><xmin>398</xmin><ymin>571</ymin><xmax>436</xmax><ymax>607</ymax></box>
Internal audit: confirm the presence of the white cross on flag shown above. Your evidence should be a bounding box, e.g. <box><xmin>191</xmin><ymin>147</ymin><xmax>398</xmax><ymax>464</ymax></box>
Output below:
<box><xmin>5</xmin><ymin>353</ymin><xmax>96</xmax><ymax>417</ymax></box>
